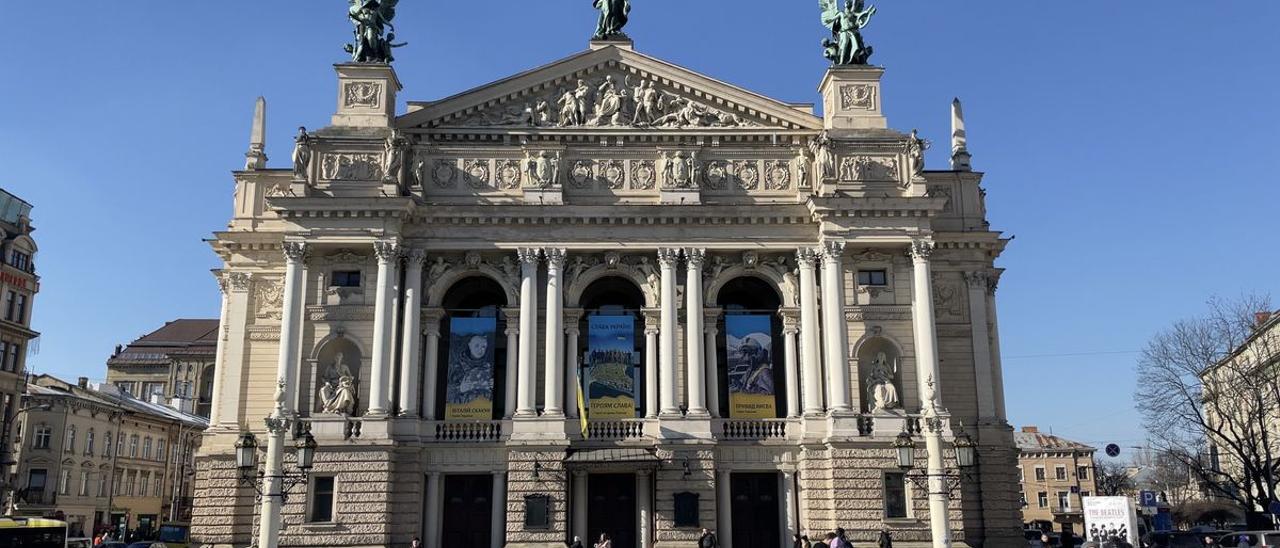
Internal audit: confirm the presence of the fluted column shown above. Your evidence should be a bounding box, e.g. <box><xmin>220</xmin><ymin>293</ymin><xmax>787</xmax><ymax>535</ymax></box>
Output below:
<box><xmin>964</xmin><ymin>271</ymin><xmax>996</xmax><ymax>419</ymax></box>
<box><xmin>504</xmin><ymin>309</ymin><xmax>520</xmax><ymax>419</ymax></box>
<box><xmin>820</xmin><ymin>240</ymin><xmax>852</xmax><ymax>414</ymax></box>
<box><xmin>515</xmin><ymin>249</ymin><xmax>540</xmax><ymax>418</ymax></box>
<box><xmin>781</xmin><ymin>311</ymin><xmax>801</xmax><ymax>418</ymax></box>
<box><xmin>543</xmin><ymin>248</ymin><xmax>567</xmax><ymax>417</ymax></box>
<box><xmin>986</xmin><ymin>273</ymin><xmax>1007</xmax><ymax>420</ymax></box>
<box><xmin>368</xmin><ymin>240</ymin><xmax>401</xmax><ymax>416</ymax></box>
<box><xmin>797</xmin><ymin>248</ymin><xmax>824</xmax><ymax>415</ymax></box>
<box><xmin>703</xmin><ymin>308</ymin><xmax>721</xmax><ymax>418</ymax></box>
<box><xmin>421</xmin><ymin>309</ymin><xmax>444</xmax><ymax>420</ymax></box>
<box><xmin>658</xmin><ymin>248</ymin><xmax>682</xmax><ymax>417</ymax></box>
<box><xmin>399</xmin><ymin>249</ymin><xmax>426</xmax><ymax>416</ymax></box>
<box><xmin>644</xmin><ymin>311</ymin><xmax>660</xmax><ymax>419</ymax></box>
<box><xmin>684</xmin><ymin>248</ymin><xmax>708</xmax><ymax>417</ymax></box>
<box><xmin>565</xmin><ymin>310</ymin><xmax>582</xmax><ymax>419</ymax></box>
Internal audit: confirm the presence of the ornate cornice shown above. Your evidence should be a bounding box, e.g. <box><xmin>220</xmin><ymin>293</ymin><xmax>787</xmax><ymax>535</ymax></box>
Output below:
<box><xmin>909</xmin><ymin>239</ymin><xmax>935</xmax><ymax>261</ymax></box>
<box><xmin>282</xmin><ymin>241</ymin><xmax>308</xmax><ymax>263</ymax></box>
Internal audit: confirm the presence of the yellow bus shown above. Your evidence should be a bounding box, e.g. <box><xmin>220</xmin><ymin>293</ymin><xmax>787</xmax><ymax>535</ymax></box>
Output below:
<box><xmin>0</xmin><ymin>517</ymin><xmax>69</xmax><ymax>547</ymax></box>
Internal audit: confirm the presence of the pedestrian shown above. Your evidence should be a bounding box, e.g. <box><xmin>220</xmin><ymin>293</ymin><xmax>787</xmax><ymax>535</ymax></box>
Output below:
<box><xmin>832</xmin><ymin>527</ymin><xmax>850</xmax><ymax>548</ymax></box>
<box><xmin>1029</xmin><ymin>533</ymin><xmax>1046</xmax><ymax>548</ymax></box>
<box><xmin>595</xmin><ymin>532</ymin><xmax>612</xmax><ymax>548</ymax></box>
<box><xmin>410</xmin><ymin>536</ymin><xmax>422</xmax><ymax>548</ymax></box>
<box><xmin>1062</xmin><ymin>530</ymin><xmax>1075</xmax><ymax>548</ymax></box>
<box><xmin>1236</xmin><ymin>535</ymin><xmax>1250</xmax><ymax>548</ymax></box>
<box><xmin>1204</xmin><ymin>536</ymin><xmax>1217</xmax><ymax>547</ymax></box>
<box><xmin>878</xmin><ymin>528</ymin><xmax>894</xmax><ymax>548</ymax></box>
<box><xmin>568</xmin><ymin>535</ymin><xmax>584</xmax><ymax>548</ymax></box>
<box><xmin>699</xmin><ymin>527</ymin><xmax>718</xmax><ymax>548</ymax></box>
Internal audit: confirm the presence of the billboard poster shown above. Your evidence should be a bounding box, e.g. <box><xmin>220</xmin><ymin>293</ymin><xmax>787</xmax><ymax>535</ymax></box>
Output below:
<box><xmin>1083</xmin><ymin>496</ymin><xmax>1139</xmax><ymax>546</ymax></box>
<box><xmin>585</xmin><ymin>315</ymin><xmax>637</xmax><ymax>419</ymax></box>
<box><xmin>444</xmin><ymin>317</ymin><xmax>496</xmax><ymax>420</ymax></box>
<box><xmin>726</xmin><ymin>315</ymin><xmax>776</xmax><ymax>418</ymax></box>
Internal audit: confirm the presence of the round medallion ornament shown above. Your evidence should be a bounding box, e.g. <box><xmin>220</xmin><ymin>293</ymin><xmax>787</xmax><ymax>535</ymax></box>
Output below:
<box><xmin>736</xmin><ymin>161</ymin><xmax>760</xmax><ymax>191</ymax></box>
<box><xmin>766</xmin><ymin>160</ymin><xmax>791</xmax><ymax>190</ymax></box>
<box><xmin>703</xmin><ymin>161</ymin><xmax>727</xmax><ymax>190</ymax></box>
<box><xmin>432</xmin><ymin>160</ymin><xmax>457</xmax><ymax>188</ymax></box>
<box><xmin>569</xmin><ymin>160</ymin><xmax>594</xmax><ymax>189</ymax></box>
<box><xmin>464</xmin><ymin>160</ymin><xmax>490</xmax><ymax>189</ymax></box>
<box><xmin>631</xmin><ymin>161</ymin><xmax>656</xmax><ymax>190</ymax></box>
<box><xmin>602</xmin><ymin>161</ymin><xmax>625</xmax><ymax>189</ymax></box>
<box><xmin>497</xmin><ymin>160</ymin><xmax>522</xmax><ymax>189</ymax></box>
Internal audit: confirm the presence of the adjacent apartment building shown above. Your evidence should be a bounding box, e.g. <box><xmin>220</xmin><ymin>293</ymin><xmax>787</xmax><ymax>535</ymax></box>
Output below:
<box><xmin>106</xmin><ymin>319</ymin><xmax>219</xmax><ymax>418</ymax></box>
<box><xmin>0</xmin><ymin>188</ymin><xmax>39</xmax><ymax>496</ymax></box>
<box><xmin>7</xmin><ymin>374</ymin><xmax>206</xmax><ymax>538</ymax></box>
<box><xmin>1017</xmin><ymin>426</ymin><xmax>1098</xmax><ymax>534</ymax></box>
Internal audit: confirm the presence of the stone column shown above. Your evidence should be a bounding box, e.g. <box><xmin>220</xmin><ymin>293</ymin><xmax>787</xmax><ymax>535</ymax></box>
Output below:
<box><xmin>425</xmin><ymin>471</ymin><xmax>442</xmax><ymax>547</ymax></box>
<box><xmin>684</xmin><ymin>248</ymin><xmax>708</xmax><ymax>417</ymax></box>
<box><xmin>572</xmin><ymin>471</ymin><xmax>588</xmax><ymax>542</ymax></box>
<box><xmin>421</xmin><ymin>309</ymin><xmax>444</xmax><ymax>420</ymax></box>
<box><xmin>276</xmin><ymin>242</ymin><xmax>308</xmax><ymax>417</ymax></box>
<box><xmin>964</xmin><ymin>271</ymin><xmax>996</xmax><ymax>419</ymax></box>
<box><xmin>986</xmin><ymin>272</ymin><xmax>1007</xmax><ymax>420</ymax></box>
<box><xmin>644</xmin><ymin>311</ymin><xmax>660</xmax><ymax>419</ymax></box>
<box><xmin>368</xmin><ymin>240</ymin><xmax>401</xmax><ymax>416</ymax></box>
<box><xmin>637</xmin><ymin>470</ymin><xmax>652</xmax><ymax>548</ymax></box>
<box><xmin>565</xmin><ymin>310</ymin><xmax>582</xmax><ymax>419</ymax></box>
<box><xmin>716</xmin><ymin>470</ymin><xmax>733</xmax><ymax>548</ymax></box>
<box><xmin>214</xmin><ymin>273</ymin><xmax>252</xmax><ymax>428</ymax></box>
<box><xmin>258</xmin><ymin>242</ymin><xmax>307</xmax><ymax>548</ymax></box>
<box><xmin>399</xmin><ymin>249</ymin><xmax>426</xmax><ymax>416</ymax></box>
<box><xmin>491</xmin><ymin>471</ymin><xmax>506</xmax><ymax>548</ymax></box>
<box><xmin>543</xmin><ymin>248</ymin><xmax>567</xmax><ymax>417</ymax></box>
<box><xmin>781</xmin><ymin>469</ymin><xmax>798</xmax><ymax>548</ymax></box>
<box><xmin>658</xmin><ymin>248</ymin><xmax>682</xmax><ymax>417</ymax></box>
<box><xmin>781</xmin><ymin>311</ymin><xmax>801</xmax><ymax>418</ymax></box>
<box><xmin>796</xmin><ymin>248</ymin><xmax>825</xmax><ymax>415</ymax></box>
<box><xmin>516</xmin><ymin>249</ymin><xmax>540</xmax><ymax>418</ymax></box>
<box><xmin>703</xmin><ymin>308</ymin><xmax>721</xmax><ymax>418</ymax></box>
<box><xmin>910</xmin><ymin>239</ymin><xmax>951</xmax><ymax>548</ymax></box>
<box><xmin>820</xmin><ymin>241</ymin><xmax>852</xmax><ymax>414</ymax></box>
<box><xmin>207</xmin><ymin>274</ymin><xmax>232</xmax><ymax>426</ymax></box>
<box><xmin>504</xmin><ymin>309</ymin><xmax>520</xmax><ymax>419</ymax></box>
<box><xmin>910</xmin><ymin>240</ymin><xmax>942</xmax><ymax>401</ymax></box>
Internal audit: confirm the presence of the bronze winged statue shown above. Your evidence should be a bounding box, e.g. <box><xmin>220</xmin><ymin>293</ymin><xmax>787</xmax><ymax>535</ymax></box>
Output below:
<box><xmin>819</xmin><ymin>0</ymin><xmax>876</xmax><ymax>65</ymax></box>
<box><xmin>592</xmin><ymin>0</ymin><xmax>632</xmax><ymax>40</ymax></box>
<box><xmin>345</xmin><ymin>0</ymin><xmax>406</xmax><ymax>63</ymax></box>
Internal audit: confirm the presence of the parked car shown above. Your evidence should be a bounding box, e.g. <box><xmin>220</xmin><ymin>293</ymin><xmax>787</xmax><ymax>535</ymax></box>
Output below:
<box><xmin>67</xmin><ymin>538</ymin><xmax>93</xmax><ymax>548</ymax></box>
<box><xmin>1141</xmin><ymin>531</ymin><xmax>1204</xmax><ymax>548</ymax></box>
<box><xmin>1217</xmin><ymin>531</ymin><xmax>1280</xmax><ymax>547</ymax></box>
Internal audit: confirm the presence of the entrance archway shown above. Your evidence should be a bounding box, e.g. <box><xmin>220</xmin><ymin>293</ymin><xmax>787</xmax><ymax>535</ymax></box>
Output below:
<box><xmin>716</xmin><ymin>277</ymin><xmax>786</xmax><ymax>418</ymax></box>
<box><xmin>577</xmin><ymin>277</ymin><xmax>646</xmax><ymax>419</ymax></box>
<box><xmin>435</xmin><ymin>276</ymin><xmax>510</xmax><ymax>420</ymax></box>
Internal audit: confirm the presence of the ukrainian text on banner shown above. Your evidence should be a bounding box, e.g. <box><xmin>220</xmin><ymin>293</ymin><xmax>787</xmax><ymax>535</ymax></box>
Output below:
<box><xmin>726</xmin><ymin>315</ymin><xmax>776</xmax><ymax>418</ymax></box>
<box><xmin>586</xmin><ymin>315</ymin><xmax>637</xmax><ymax>419</ymax></box>
<box><xmin>444</xmin><ymin>317</ymin><xmax>496</xmax><ymax>420</ymax></box>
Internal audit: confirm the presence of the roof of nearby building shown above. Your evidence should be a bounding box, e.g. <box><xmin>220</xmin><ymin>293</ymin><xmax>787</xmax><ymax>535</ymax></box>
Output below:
<box><xmin>0</xmin><ymin>188</ymin><xmax>32</xmax><ymax>227</ymax></box>
<box><xmin>107</xmin><ymin>319</ymin><xmax>219</xmax><ymax>366</ymax></box>
<box><xmin>26</xmin><ymin>374</ymin><xmax>208</xmax><ymax>429</ymax></box>
<box><xmin>1015</xmin><ymin>426</ymin><xmax>1095</xmax><ymax>452</ymax></box>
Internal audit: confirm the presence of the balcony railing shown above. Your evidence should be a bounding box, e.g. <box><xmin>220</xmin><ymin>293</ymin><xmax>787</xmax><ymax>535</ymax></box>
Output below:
<box><xmin>433</xmin><ymin>420</ymin><xmax>503</xmax><ymax>442</ymax></box>
<box><xmin>19</xmin><ymin>488</ymin><xmax>53</xmax><ymax>505</ymax></box>
<box><xmin>718</xmin><ymin>418</ymin><xmax>791</xmax><ymax>440</ymax></box>
<box><xmin>585</xmin><ymin>419</ymin><xmax>646</xmax><ymax>440</ymax></box>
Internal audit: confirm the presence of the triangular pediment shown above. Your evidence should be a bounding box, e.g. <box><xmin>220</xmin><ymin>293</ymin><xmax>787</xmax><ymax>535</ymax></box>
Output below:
<box><xmin>398</xmin><ymin>46</ymin><xmax>822</xmax><ymax>132</ymax></box>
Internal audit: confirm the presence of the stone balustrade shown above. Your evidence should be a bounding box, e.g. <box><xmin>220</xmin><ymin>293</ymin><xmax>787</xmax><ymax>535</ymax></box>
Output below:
<box><xmin>584</xmin><ymin>419</ymin><xmax>646</xmax><ymax>440</ymax></box>
<box><xmin>432</xmin><ymin>420</ymin><xmax>504</xmax><ymax>442</ymax></box>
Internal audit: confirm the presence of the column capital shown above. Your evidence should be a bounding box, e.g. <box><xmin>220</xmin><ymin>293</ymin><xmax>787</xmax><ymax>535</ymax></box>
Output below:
<box><xmin>986</xmin><ymin>269</ymin><xmax>1003</xmax><ymax>295</ymax></box>
<box><xmin>657</xmin><ymin>247</ymin><xmax>681</xmax><ymax>268</ymax></box>
<box><xmin>963</xmin><ymin>270</ymin><xmax>990</xmax><ymax>289</ymax></box>
<box><xmin>543</xmin><ymin>247</ymin><xmax>567</xmax><ymax>268</ymax></box>
<box><xmin>373</xmin><ymin>240</ymin><xmax>402</xmax><ymax>262</ymax></box>
<box><xmin>404</xmin><ymin>248</ymin><xmax>428</xmax><ymax>267</ymax></box>
<box><xmin>684</xmin><ymin>248</ymin><xmax>706</xmax><ymax>268</ymax></box>
<box><xmin>517</xmin><ymin>247</ymin><xmax>541</xmax><ymax>265</ymax></box>
<box><xmin>820</xmin><ymin>240</ymin><xmax>846</xmax><ymax>262</ymax></box>
<box><xmin>282</xmin><ymin>241</ymin><xmax>308</xmax><ymax>263</ymax></box>
<box><xmin>225</xmin><ymin>272</ymin><xmax>252</xmax><ymax>293</ymax></box>
<box><xmin>796</xmin><ymin>247</ymin><xmax>821</xmax><ymax>268</ymax></box>
<box><xmin>909</xmin><ymin>239</ymin><xmax>935</xmax><ymax>261</ymax></box>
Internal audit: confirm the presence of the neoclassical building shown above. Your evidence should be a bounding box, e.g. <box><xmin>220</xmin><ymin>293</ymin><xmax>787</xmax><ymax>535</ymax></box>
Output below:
<box><xmin>192</xmin><ymin>31</ymin><xmax>1021</xmax><ymax>548</ymax></box>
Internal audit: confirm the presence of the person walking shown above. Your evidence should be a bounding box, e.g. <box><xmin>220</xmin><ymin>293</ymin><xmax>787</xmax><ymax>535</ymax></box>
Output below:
<box><xmin>594</xmin><ymin>532</ymin><xmax>612</xmax><ymax>548</ymax></box>
<box><xmin>698</xmin><ymin>528</ymin><xmax>718</xmax><ymax>548</ymax></box>
<box><xmin>831</xmin><ymin>527</ymin><xmax>851</xmax><ymax>548</ymax></box>
<box><xmin>568</xmin><ymin>535</ymin><xmax>585</xmax><ymax>548</ymax></box>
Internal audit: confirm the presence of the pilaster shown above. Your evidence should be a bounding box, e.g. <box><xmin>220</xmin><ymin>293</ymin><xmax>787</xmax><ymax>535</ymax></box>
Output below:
<box><xmin>818</xmin><ymin>65</ymin><xmax>887</xmax><ymax>130</ymax></box>
<box><xmin>332</xmin><ymin>63</ymin><xmax>402</xmax><ymax>128</ymax></box>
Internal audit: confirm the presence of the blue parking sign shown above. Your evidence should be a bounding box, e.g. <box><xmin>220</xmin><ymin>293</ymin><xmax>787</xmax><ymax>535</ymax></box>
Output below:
<box><xmin>1140</xmin><ymin>491</ymin><xmax>1157</xmax><ymax>507</ymax></box>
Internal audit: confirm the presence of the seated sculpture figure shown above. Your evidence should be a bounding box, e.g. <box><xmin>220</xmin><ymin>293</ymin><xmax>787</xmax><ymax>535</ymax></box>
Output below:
<box><xmin>866</xmin><ymin>351</ymin><xmax>900</xmax><ymax>412</ymax></box>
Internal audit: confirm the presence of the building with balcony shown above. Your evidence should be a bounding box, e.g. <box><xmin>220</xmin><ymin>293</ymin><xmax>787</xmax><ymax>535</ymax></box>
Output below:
<box><xmin>1016</xmin><ymin>426</ymin><xmax>1097</xmax><ymax>535</ymax></box>
<box><xmin>0</xmin><ymin>188</ymin><xmax>39</xmax><ymax>499</ymax></box>
<box><xmin>7</xmin><ymin>375</ymin><xmax>206</xmax><ymax>538</ymax></box>
<box><xmin>106</xmin><ymin>319</ymin><xmax>219</xmax><ymax>418</ymax></box>
<box><xmin>192</xmin><ymin>27</ymin><xmax>1022</xmax><ymax>548</ymax></box>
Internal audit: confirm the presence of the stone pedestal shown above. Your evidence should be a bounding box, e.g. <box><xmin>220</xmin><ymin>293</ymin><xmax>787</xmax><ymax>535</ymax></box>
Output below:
<box><xmin>523</xmin><ymin>187</ymin><xmax>564</xmax><ymax>205</ymax></box>
<box><xmin>818</xmin><ymin>66</ymin><xmax>887</xmax><ymax>130</ymax></box>
<box><xmin>659</xmin><ymin>188</ymin><xmax>701</xmax><ymax>205</ymax></box>
<box><xmin>332</xmin><ymin>63</ymin><xmax>402</xmax><ymax>128</ymax></box>
<box><xmin>871</xmin><ymin>410</ymin><xmax>909</xmax><ymax>438</ymax></box>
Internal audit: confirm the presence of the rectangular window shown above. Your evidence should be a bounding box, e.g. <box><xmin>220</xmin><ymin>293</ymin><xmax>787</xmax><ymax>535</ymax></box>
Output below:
<box><xmin>858</xmin><ymin>270</ymin><xmax>888</xmax><ymax>286</ymax></box>
<box><xmin>65</xmin><ymin>428</ymin><xmax>76</xmax><ymax>452</ymax></box>
<box><xmin>144</xmin><ymin>383</ymin><xmax>165</xmax><ymax>401</ymax></box>
<box><xmin>884</xmin><ymin>472</ymin><xmax>909</xmax><ymax>518</ymax></box>
<box><xmin>12</xmin><ymin>251</ymin><xmax>30</xmax><ymax>272</ymax></box>
<box><xmin>331</xmin><ymin>270</ymin><xmax>362</xmax><ymax>288</ymax></box>
<box><xmin>7</xmin><ymin>343</ymin><xmax>19</xmax><ymax>373</ymax></box>
<box><xmin>1077</xmin><ymin>466</ymin><xmax>1089</xmax><ymax>480</ymax></box>
<box><xmin>0</xmin><ymin>341</ymin><xmax>7</xmax><ymax>372</ymax></box>
<box><xmin>98</xmin><ymin>475</ymin><xmax>107</xmax><ymax>497</ymax></box>
<box><xmin>15</xmin><ymin>294</ymin><xmax>26</xmax><ymax>324</ymax></box>
<box><xmin>28</xmin><ymin>469</ymin><xmax>47</xmax><ymax>498</ymax></box>
<box><xmin>112</xmin><ymin>471</ymin><xmax>122</xmax><ymax>495</ymax></box>
<box><xmin>154</xmin><ymin>475</ymin><xmax>163</xmax><ymax>497</ymax></box>
<box><xmin>1037</xmin><ymin>492</ymin><xmax>1048</xmax><ymax>508</ymax></box>
<box><xmin>1020</xmin><ymin>492</ymin><xmax>1028</xmax><ymax>507</ymax></box>
<box><xmin>157</xmin><ymin>440</ymin><xmax>166</xmax><ymax>463</ymax></box>
<box><xmin>86</xmin><ymin>431</ymin><xmax>95</xmax><ymax>456</ymax></box>
<box><xmin>117</xmin><ymin>433</ymin><xmax>125</xmax><ymax>456</ymax></box>
<box><xmin>116</xmin><ymin>382</ymin><xmax>135</xmax><ymax>397</ymax></box>
<box><xmin>129</xmin><ymin>435</ymin><xmax>139</xmax><ymax>457</ymax></box>
<box><xmin>1055</xmin><ymin>466</ymin><xmax>1067</xmax><ymax>481</ymax></box>
<box><xmin>79</xmin><ymin>471</ymin><xmax>89</xmax><ymax>496</ymax></box>
<box><xmin>103</xmin><ymin>432</ymin><xmax>112</xmax><ymax>457</ymax></box>
<box><xmin>4</xmin><ymin>291</ymin><xmax>14</xmax><ymax>321</ymax></box>
<box><xmin>1017</xmin><ymin>466</ymin><xmax>1023</xmax><ymax>482</ymax></box>
<box><xmin>1058</xmin><ymin>491</ymin><xmax>1070</xmax><ymax>509</ymax></box>
<box><xmin>34</xmin><ymin>426</ymin><xmax>51</xmax><ymax>449</ymax></box>
<box><xmin>58</xmin><ymin>469</ymin><xmax>69</xmax><ymax>495</ymax></box>
<box><xmin>1080</xmin><ymin>490</ymin><xmax>1090</xmax><ymax>498</ymax></box>
<box><xmin>309</xmin><ymin>476</ymin><xmax>336</xmax><ymax>523</ymax></box>
<box><xmin>1034</xmin><ymin>467</ymin><xmax>1045</xmax><ymax>481</ymax></box>
<box><xmin>143</xmin><ymin>437</ymin><xmax>152</xmax><ymax>459</ymax></box>
<box><xmin>139</xmin><ymin>472</ymin><xmax>149</xmax><ymax>498</ymax></box>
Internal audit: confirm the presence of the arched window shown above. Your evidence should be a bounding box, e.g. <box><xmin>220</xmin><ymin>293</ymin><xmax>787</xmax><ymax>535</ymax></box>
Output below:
<box><xmin>716</xmin><ymin>276</ymin><xmax>786</xmax><ymax>418</ymax></box>
<box><xmin>576</xmin><ymin>276</ymin><xmax>647</xmax><ymax>419</ymax></box>
<box><xmin>436</xmin><ymin>276</ymin><xmax>510</xmax><ymax>420</ymax></box>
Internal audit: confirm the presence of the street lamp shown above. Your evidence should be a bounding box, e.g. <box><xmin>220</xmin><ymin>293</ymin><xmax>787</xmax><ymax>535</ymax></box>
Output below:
<box><xmin>893</xmin><ymin>424</ymin><xmax>977</xmax><ymax>497</ymax></box>
<box><xmin>236</xmin><ymin>430</ymin><xmax>317</xmax><ymax>503</ymax></box>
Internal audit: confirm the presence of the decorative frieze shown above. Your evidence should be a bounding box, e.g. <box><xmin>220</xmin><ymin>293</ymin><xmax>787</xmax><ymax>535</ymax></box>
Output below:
<box><xmin>320</xmin><ymin>152</ymin><xmax>384</xmax><ymax>182</ymax></box>
<box><xmin>343</xmin><ymin>81</ymin><xmax>383</xmax><ymax>109</ymax></box>
<box><xmin>838</xmin><ymin>155</ymin><xmax>900</xmax><ymax>183</ymax></box>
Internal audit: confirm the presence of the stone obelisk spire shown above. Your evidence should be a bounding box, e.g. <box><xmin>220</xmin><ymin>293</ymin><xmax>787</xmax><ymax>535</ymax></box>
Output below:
<box><xmin>950</xmin><ymin>97</ymin><xmax>972</xmax><ymax>171</ymax></box>
<box><xmin>244</xmin><ymin>97</ymin><xmax>268</xmax><ymax>170</ymax></box>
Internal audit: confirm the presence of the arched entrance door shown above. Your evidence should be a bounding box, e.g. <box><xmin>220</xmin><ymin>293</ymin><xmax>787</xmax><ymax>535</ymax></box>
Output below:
<box><xmin>435</xmin><ymin>276</ymin><xmax>510</xmax><ymax>420</ymax></box>
<box><xmin>716</xmin><ymin>277</ymin><xmax>786</xmax><ymax>418</ymax></box>
<box><xmin>576</xmin><ymin>276</ymin><xmax>647</xmax><ymax>419</ymax></box>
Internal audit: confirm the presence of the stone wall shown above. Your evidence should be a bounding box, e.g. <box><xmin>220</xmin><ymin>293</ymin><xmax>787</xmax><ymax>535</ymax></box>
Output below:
<box><xmin>653</xmin><ymin>447</ymin><xmax>715</xmax><ymax>546</ymax></box>
<box><xmin>191</xmin><ymin>454</ymin><xmax>257</xmax><ymax>547</ymax></box>
<box><xmin>505</xmin><ymin>449</ymin><xmax>568</xmax><ymax>548</ymax></box>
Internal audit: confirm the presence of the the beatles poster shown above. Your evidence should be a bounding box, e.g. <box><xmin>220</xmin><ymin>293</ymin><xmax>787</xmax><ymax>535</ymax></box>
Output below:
<box><xmin>585</xmin><ymin>315</ymin><xmax>637</xmax><ymax>419</ymax></box>
<box><xmin>1082</xmin><ymin>496</ymin><xmax>1138</xmax><ymax>546</ymax></box>
<box><xmin>726</xmin><ymin>315</ymin><xmax>776</xmax><ymax>418</ymax></box>
<box><xmin>445</xmin><ymin>317</ymin><xmax>496</xmax><ymax>420</ymax></box>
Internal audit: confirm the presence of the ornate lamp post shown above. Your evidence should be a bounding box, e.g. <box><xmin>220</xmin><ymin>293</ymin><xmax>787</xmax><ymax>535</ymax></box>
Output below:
<box><xmin>237</xmin><ymin>427</ymin><xmax>317</xmax><ymax>548</ymax></box>
<box><xmin>893</xmin><ymin>422</ymin><xmax>978</xmax><ymax>548</ymax></box>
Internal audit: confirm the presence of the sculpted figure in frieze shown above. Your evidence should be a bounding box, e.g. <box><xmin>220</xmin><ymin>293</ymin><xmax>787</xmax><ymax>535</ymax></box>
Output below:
<box><xmin>592</xmin><ymin>75</ymin><xmax>625</xmax><ymax>126</ymax></box>
<box><xmin>809</xmin><ymin>133</ymin><xmax>836</xmax><ymax>182</ymax></box>
<box><xmin>383</xmin><ymin>130</ymin><xmax>407</xmax><ymax>184</ymax></box>
<box><xmin>525</xmin><ymin>151</ymin><xmax>562</xmax><ymax>188</ymax></box>
<box><xmin>866</xmin><ymin>351</ymin><xmax>901</xmax><ymax>413</ymax></box>
<box><xmin>906</xmin><ymin>129</ymin><xmax>929</xmax><ymax>180</ymax></box>
<box><xmin>291</xmin><ymin>127</ymin><xmax>313</xmax><ymax>180</ymax></box>
<box><xmin>661</xmin><ymin>151</ymin><xmax>699</xmax><ymax>190</ymax></box>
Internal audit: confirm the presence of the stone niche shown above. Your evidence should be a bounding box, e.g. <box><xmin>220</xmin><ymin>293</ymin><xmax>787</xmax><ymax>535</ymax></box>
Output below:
<box><xmin>856</xmin><ymin>336</ymin><xmax>902</xmax><ymax>415</ymax></box>
<box><xmin>304</xmin><ymin>335</ymin><xmax>364</xmax><ymax>417</ymax></box>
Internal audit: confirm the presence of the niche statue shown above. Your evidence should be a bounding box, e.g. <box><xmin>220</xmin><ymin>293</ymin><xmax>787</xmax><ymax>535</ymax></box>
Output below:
<box><xmin>319</xmin><ymin>352</ymin><xmax>358</xmax><ymax>416</ymax></box>
<box><xmin>866</xmin><ymin>351</ymin><xmax>900</xmax><ymax>413</ymax></box>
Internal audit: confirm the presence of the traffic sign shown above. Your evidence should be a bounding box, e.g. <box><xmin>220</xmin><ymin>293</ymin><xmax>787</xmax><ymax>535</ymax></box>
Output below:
<box><xmin>1140</xmin><ymin>490</ymin><xmax>1158</xmax><ymax>508</ymax></box>
<box><xmin>1105</xmin><ymin>444</ymin><xmax>1120</xmax><ymax>457</ymax></box>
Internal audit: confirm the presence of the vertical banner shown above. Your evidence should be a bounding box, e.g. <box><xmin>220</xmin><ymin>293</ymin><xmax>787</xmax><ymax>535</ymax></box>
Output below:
<box><xmin>726</xmin><ymin>315</ymin><xmax>777</xmax><ymax>418</ymax></box>
<box><xmin>444</xmin><ymin>317</ymin><xmax>496</xmax><ymax>420</ymax></box>
<box><xmin>585</xmin><ymin>315</ymin><xmax>636</xmax><ymax>418</ymax></box>
<box><xmin>1083</xmin><ymin>496</ymin><xmax>1139</xmax><ymax>547</ymax></box>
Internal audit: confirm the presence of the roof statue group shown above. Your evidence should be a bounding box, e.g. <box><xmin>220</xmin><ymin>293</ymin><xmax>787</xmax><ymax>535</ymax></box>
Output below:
<box><xmin>342</xmin><ymin>0</ymin><xmax>876</xmax><ymax>67</ymax></box>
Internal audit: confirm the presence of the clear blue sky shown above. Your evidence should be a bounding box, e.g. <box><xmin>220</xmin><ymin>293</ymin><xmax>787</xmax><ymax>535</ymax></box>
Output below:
<box><xmin>2</xmin><ymin>1</ymin><xmax>1277</xmax><ymax>454</ymax></box>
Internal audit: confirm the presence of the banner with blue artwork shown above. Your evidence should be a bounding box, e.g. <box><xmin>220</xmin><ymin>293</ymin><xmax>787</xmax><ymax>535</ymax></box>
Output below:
<box><xmin>726</xmin><ymin>315</ymin><xmax>776</xmax><ymax>418</ymax></box>
<box><xmin>445</xmin><ymin>317</ymin><xmax>496</xmax><ymax>420</ymax></box>
<box><xmin>585</xmin><ymin>315</ymin><xmax>637</xmax><ymax>419</ymax></box>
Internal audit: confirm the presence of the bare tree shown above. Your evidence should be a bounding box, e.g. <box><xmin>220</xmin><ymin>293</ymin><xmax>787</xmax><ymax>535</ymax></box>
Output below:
<box><xmin>1135</xmin><ymin>294</ymin><xmax>1278</xmax><ymax>516</ymax></box>
<box><xmin>1139</xmin><ymin>449</ymin><xmax>1201</xmax><ymax>508</ymax></box>
<box><xmin>1094</xmin><ymin>457</ymin><xmax>1136</xmax><ymax>496</ymax></box>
